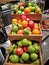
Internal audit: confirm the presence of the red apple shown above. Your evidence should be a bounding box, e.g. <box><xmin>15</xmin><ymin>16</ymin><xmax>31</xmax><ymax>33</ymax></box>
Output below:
<box><xmin>16</xmin><ymin>48</ymin><xmax>23</xmax><ymax>56</ymax></box>
<box><xmin>20</xmin><ymin>14</ymin><xmax>26</xmax><ymax>21</ymax></box>
<box><xmin>18</xmin><ymin>2</ymin><xmax>24</xmax><ymax>7</ymax></box>
<box><xmin>23</xmin><ymin>46</ymin><xmax>28</xmax><ymax>52</ymax></box>
<box><xmin>20</xmin><ymin>2</ymin><xmax>24</xmax><ymax>6</ymax></box>
<box><xmin>26</xmin><ymin>27</ymin><xmax>31</xmax><ymax>31</ymax></box>
<box><xmin>18</xmin><ymin>2</ymin><xmax>21</xmax><ymax>7</ymax></box>
<box><xmin>26</xmin><ymin>18</ymin><xmax>30</xmax><ymax>22</ymax></box>
<box><xmin>28</xmin><ymin>21</ymin><xmax>34</xmax><ymax>29</ymax></box>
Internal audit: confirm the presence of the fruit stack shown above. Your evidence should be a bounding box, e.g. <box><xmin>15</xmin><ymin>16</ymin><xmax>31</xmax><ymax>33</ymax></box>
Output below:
<box><xmin>4</xmin><ymin>1</ymin><xmax>43</xmax><ymax>65</ymax></box>
<box><xmin>8</xmin><ymin>14</ymin><xmax>42</xmax><ymax>41</ymax></box>
<box><xmin>11</xmin><ymin>14</ymin><xmax>40</xmax><ymax>35</ymax></box>
<box><xmin>13</xmin><ymin>2</ymin><xmax>42</xmax><ymax>14</ymax></box>
<box><xmin>6</xmin><ymin>39</ymin><xmax>41</xmax><ymax>65</ymax></box>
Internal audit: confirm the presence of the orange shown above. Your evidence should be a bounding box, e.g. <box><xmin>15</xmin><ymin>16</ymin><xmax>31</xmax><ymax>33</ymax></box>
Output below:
<box><xmin>22</xmin><ymin>20</ymin><xmax>28</xmax><ymax>28</ymax></box>
<box><xmin>18</xmin><ymin>19</ymin><xmax>22</xmax><ymax>25</ymax></box>
<box><xmin>24</xmin><ymin>7</ymin><xmax>31</xmax><ymax>13</ymax></box>
<box><xmin>32</xmin><ymin>29</ymin><xmax>40</xmax><ymax>34</ymax></box>
<box><xmin>34</xmin><ymin>23</ymin><xmax>39</xmax><ymax>29</ymax></box>
<box><xmin>17</xmin><ymin>30</ymin><xmax>23</xmax><ymax>34</ymax></box>
<box><xmin>12</xmin><ymin>18</ymin><xmax>18</xmax><ymax>24</ymax></box>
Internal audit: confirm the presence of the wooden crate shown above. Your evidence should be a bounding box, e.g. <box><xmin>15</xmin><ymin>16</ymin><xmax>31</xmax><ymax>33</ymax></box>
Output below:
<box><xmin>11</xmin><ymin>14</ymin><xmax>42</xmax><ymax>21</ymax></box>
<box><xmin>8</xmin><ymin>14</ymin><xmax>42</xmax><ymax>42</ymax></box>
<box><xmin>4</xmin><ymin>48</ymin><xmax>43</xmax><ymax>65</ymax></box>
<box><xmin>8</xmin><ymin>23</ymin><xmax>42</xmax><ymax>42</ymax></box>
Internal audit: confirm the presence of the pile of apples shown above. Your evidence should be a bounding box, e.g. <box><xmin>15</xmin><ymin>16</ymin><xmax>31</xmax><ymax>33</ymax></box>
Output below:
<box><xmin>11</xmin><ymin>14</ymin><xmax>40</xmax><ymax>35</ymax></box>
<box><xmin>8</xmin><ymin>39</ymin><xmax>40</xmax><ymax>64</ymax></box>
<box><xmin>13</xmin><ymin>1</ymin><xmax>42</xmax><ymax>14</ymax></box>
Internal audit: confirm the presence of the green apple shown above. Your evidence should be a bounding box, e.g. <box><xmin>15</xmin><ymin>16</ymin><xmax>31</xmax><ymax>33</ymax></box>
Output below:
<box><xmin>21</xmin><ymin>39</ymin><xmax>29</xmax><ymax>46</ymax></box>
<box><xmin>13</xmin><ymin>4</ymin><xmax>18</xmax><ymax>8</ymax></box>
<box><xmin>35</xmin><ymin>6</ymin><xmax>39</xmax><ymax>9</ymax></box>
<box><xmin>30</xmin><ymin>53</ymin><xmax>38</xmax><ymax>61</ymax></box>
<box><xmin>33</xmin><ymin>59</ymin><xmax>40</xmax><ymax>64</ymax></box>
<box><xmin>33</xmin><ymin>43</ymin><xmax>40</xmax><ymax>53</ymax></box>
<box><xmin>21</xmin><ymin>11</ymin><xmax>24</xmax><ymax>14</ymax></box>
<box><xmin>9</xmin><ymin>55</ymin><xmax>19</xmax><ymax>63</ymax></box>
<box><xmin>33</xmin><ymin>3</ymin><xmax>37</xmax><ymax>7</ymax></box>
<box><xmin>31</xmin><ymin>7</ymin><xmax>36</xmax><ymax>12</ymax></box>
<box><xmin>28</xmin><ymin>45</ymin><xmax>35</xmax><ymax>53</ymax></box>
<box><xmin>24</xmin><ymin>28</ymin><xmax>29</xmax><ymax>34</ymax></box>
<box><xmin>13</xmin><ymin>7</ymin><xmax>18</xmax><ymax>12</ymax></box>
<box><xmin>13</xmin><ymin>4</ymin><xmax>18</xmax><ymax>12</ymax></box>
<box><xmin>17</xmin><ymin>41</ymin><xmax>23</xmax><ymax>47</ymax></box>
<box><xmin>20</xmin><ymin>6</ymin><xmax>24</xmax><ymax>11</ymax></box>
<box><xmin>20</xmin><ymin>58</ymin><xmax>24</xmax><ymax>63</ymax></box>
<box><xmin>29</xmin><ymin>6</ymin><xmax>33</xmax><ymax>10</ymax></box>
<box><xmin>17</xmin><ymin>10</ymin><xmax>22</xmax><ymax>14</ymax></box>
<box><xmin>7</xmin><ymin>44</ymin><xmax>16</xmax><ymax>53</ymax></box>
<box><xmin>12</xmin><ymin>25</ymin><xmax>18</xmax><ymax>32</ymax></box>
<box><xmin>21</xmin><ymin>53</ymin><xmax>29</xmax><ymax>61</ymax></box>
<box><xmin>29</xmin><ymin>31</ymin><xmax>32</xmax><ymax>35</ymax></box>
<box><xmin>28</xmin><ymin>2</ymin><xmax>33</xmax><ymax>6</ymax></box>
<box><xmin>11</xmin><ymin>32</ymin><xmax>16</xmax><ymax>34</ymax></box>
<box><xmin>12</xmin><ymin>48</ymin><xmax>16</xmax><ymax>54</ymax></box>
<box><xmin>28</xmin><ymin>41</ymin><xmax>32</xmax><ymax>46</ymax></box>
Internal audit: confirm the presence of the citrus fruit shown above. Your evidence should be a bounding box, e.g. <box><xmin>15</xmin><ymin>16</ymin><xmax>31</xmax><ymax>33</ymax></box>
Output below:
<box><xmin>24</xmin><ymin>7</ymin><xmax>31</xmax><ymax>13</ymax></box>
<box><xmin>12</xmin><ymin>18</ymin><xmax>18</xmax><ymax>24</ymax></box>
<box><xmin>18</xmin><ymin>19</ymin><xmax>22</xmax><ymax>25</ymax></box>
<box><xmin>32</xmin><ymin>29</ymin><xmax>40</xmax><ymax>34</ymax></box>
<box><xmin>34</xmin><ymin>23</ymin><xmax>39</xmax><ymax>29</ymax></box>
<box><xmin>17</xmin><ymin>30</ymin><xmax>23</xmax><ymax>34</ymax></box>
<box><xmin>22</xmin><ymin>20</ymin><xmax>28</xmax><ymax>28</ymax></box>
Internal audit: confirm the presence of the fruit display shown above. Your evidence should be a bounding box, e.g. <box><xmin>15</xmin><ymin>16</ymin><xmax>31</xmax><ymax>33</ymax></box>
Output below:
<box><xmin>7</xmin><ymin>38</ymin><xmax>40</xmax><ymax>64</ymax></box>
<box><xmin>11</xmin><ymin>14</ymin><xmax>40</xmax><ymax>35</ymax></box>
<box><xmin>13</xmin><ymin>1</ymin><xmax>42</xmax><ymax>14</ymax></box>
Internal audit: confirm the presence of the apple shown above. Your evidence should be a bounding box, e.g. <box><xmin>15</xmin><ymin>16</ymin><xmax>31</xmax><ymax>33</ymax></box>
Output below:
<box><xmin>20</xmin><ymin>6</ymin><xmax>24</xmax><ymax>11</ymax></box>
<box><xmin>18</xmin><ymin>2</ymin><xmax>21</xmax><ymax>7</ymax></box>
<box><xmin>23</xmin><ymin>46</ymin><xmax>28</xmax><ymax>52</ymax></box>
<box><xmin>31</xmin><ymin>7</ymin><xmax>36</xmax><ymax>12</ymax></box>
<box><xmin>16</xmin><ymin>48</ymin><xmax>23</xmax><ymax>56</ymax></box>
<box><xmin>18</xmin><ymin>2</ymin><xmax>24</xmax><ymax>7</ymax></box>
<box><xmin>28</xmin><ymin>21</ymin><xmax>34</xmax><ymax>29</ymax></box>
<box><xmin>20</xmin><ymin>2</ymin><xmax>24</xmax><ymax>6</ymax></box>
<box><xmin>20</xmin><ymin>14</ymin><xmax>26</xmax><ymax>21</ymax></box>
<box><xmin>26</xmin><ymin>27</ymin><xmax>31</xmax><ymax>31</ymax></box>
<box><xmin>17</xmin><ymin>10</ymin><xmax>22</xmax><ymax>14</ymax></box>
<box><xmin>26</xmin><ymin>18</ymin><xmax>30</xmax><ymax>22</ymax></box>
